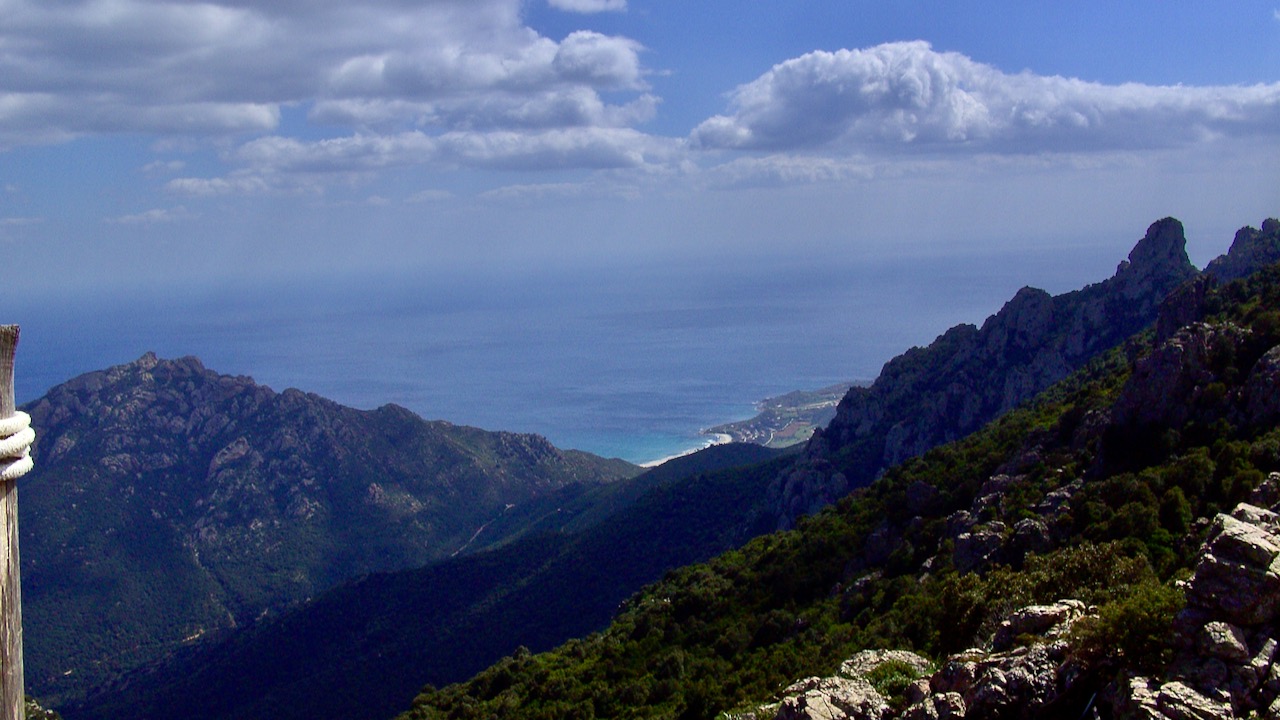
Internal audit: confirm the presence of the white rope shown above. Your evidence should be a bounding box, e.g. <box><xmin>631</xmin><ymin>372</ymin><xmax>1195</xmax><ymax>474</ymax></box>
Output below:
<box><xmin>0</xmin><ymin>411</ymin><xmax>33</xmax><ymax>482</ymax></box>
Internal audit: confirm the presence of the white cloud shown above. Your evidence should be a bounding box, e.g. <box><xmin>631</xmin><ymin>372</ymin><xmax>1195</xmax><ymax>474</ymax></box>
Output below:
<box><xmin>702</xmin><ymin>155</ymin><xmax>876</xmax><ymax>189</ymax></box>
<box><xmin>106</xmin><ymin>207</ymin><xmax>196</xmax><ymax>225</ymax></box>
<box><xmin>690</xmin><ymin>41</ymin><xmax>1280</xmax><ymax>155</ymax></box>
<box><xmin>0</xmin><ymin>217</ymin><xmax>42</xmax><ymax>228</ymax></box>
<box><xmin>167</xmin><ymin>174</ymin><xmax>272</xmax><ymax>197</ymax></box>
<box><xmin>406</xmin><ymin>189</ymin><xmax>454</xmax><ymax>204</ymax></box>
<box><xmin>552</xmin><ymin>32</ymin><xmax>644</xmax><ymax>89</ymax></box>
<box><xmin>166</xmin><ymin>125</ymin><xmax>678</xmax><ymax>195</ymax></box>
<box><xmin>141</xmin><ymin>160</ymin><xmax>187</xmax><ymax>176</ymax></box>
<box><xmin>0</xmin><ymin>0</ymin><xmax>652</xmax><ymax>150</ymax></box>
<box><xmin>548</xmin><ymin>0</ymin><xmax>627</xmax><ymax>13</ymax></box>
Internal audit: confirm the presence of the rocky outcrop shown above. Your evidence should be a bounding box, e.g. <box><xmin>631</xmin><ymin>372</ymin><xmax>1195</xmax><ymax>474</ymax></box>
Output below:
<box><xmin>1245</xmin><ymin>345</ymin><xmax>1280</xmax><ymax>424</ymax></box>
<box><xmin>757</xmin><ymin>485</ymin><xmax>1280</xmax><ymax>720</ymax></box>
<box><xmin>734</xmin><ymin>651</ymin><xmax>934</xmax><ymax>720</ymax></box>
<box><xmin>773</xmin><ymin>677</ymin><xmax>890</xmax><ymax>720</ymax></box>
<box><xmin>770</xmin><ymin>217</ymin><xmax>1280</xmax><ymax>530</ymax></box>
<box><xmin>1104</xmin><ymin>490</ymin><xmax>1280</xmax><ymax>720</ymax></box>
<box><xmin>1204</xmin><ymin>219</ymin><xmax>1280</xmax><ymax>282</ymax></box>
<box><xmin>1112</xmin><ymin>322</ymin><xmax>1252</xmax><ymax>429</ymax></box>
<box><xmin>769</xmin><ymin>218</ymin><xmax>1198</xmax><ymax>528</ymax></box>
<box><xmin>744</xmin><ymin>603</ymin><xmax>1090</xmax><ymax>720</ymax></box>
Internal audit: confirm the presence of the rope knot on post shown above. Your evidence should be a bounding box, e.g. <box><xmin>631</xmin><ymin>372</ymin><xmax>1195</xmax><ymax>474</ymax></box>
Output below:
<box><xmin>0</xmin><ymin>413</ymin><xmax>32</xmax><ymax>483</ymax></box>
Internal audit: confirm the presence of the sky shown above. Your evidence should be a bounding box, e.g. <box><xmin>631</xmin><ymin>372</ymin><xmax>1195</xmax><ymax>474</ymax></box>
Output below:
<box><xmin>1</xmin><ymin>2</ymin><xmax>1279</xmax><ymax>376</ymax></box>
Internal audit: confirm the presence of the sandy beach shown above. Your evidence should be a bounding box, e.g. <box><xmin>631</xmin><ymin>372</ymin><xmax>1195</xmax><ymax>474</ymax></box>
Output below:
<box><xmin>639</xmin><ymin>433</ymin><xmax>734</xmax><ymax>468</ymax></box>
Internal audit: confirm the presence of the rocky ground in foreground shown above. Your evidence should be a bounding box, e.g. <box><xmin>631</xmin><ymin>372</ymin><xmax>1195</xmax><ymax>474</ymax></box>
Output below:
<box><xmin>734</xmin><ymin>477</ymin><xmax>1280</xmax><ymax>720</ymax></box>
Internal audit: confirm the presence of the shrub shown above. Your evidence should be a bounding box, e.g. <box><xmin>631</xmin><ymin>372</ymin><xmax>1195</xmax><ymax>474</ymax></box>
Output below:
<box><xmin>865</xmin><ymin>658</ymin><xmax>929</xmax><ymax>709</ymax></box>
<box><xmin>1068</xmin><ymin>579</ymin><xmax>1183</xmax><ymax>673</ymax></box>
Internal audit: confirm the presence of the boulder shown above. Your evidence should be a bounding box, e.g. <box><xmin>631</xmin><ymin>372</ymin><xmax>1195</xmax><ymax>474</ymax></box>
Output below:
<box><xmin>1197</xmin><ymin>622</ymin><xmax>1250</xmax><ymax>663</ymax></box>
<box><xmin>992</xmin><ymin>600</ymin><xmax>1087</xmax><ymax>652</ymax></box>
<box><xmin>1184</xmin><ymin>512</ymin><xmax>1280</xmax><ymax>626</ymax></box>
<box><xmin>1155</xmin><ymin>681</ymin><xmax>1235</xmax><ymax>720</ymax></box>
<box><xmin>953</xmin><ymin>523</ymin><xmax>1006</xmax><ymax>573</ymax></box>
<box><xmin>840</xmin><ymin>650</ymin><xmax>934</xmax><ymax>681</ymax></box>
<box><xmin>774</xmin><ymin>677</ymin><xmax>889</xmax><ymax>720</ymax></box>
<box><xmin>902</xmin><ymin>692</ymin><xmax>965</xmax><ymax>720</ymax></box>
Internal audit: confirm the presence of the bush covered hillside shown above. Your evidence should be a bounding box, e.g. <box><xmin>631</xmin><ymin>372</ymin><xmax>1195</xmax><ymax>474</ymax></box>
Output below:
<box><xmin>401</xmin><ymin>262</ymin><xmax>1280</xmax><ymax>718</ymax></box>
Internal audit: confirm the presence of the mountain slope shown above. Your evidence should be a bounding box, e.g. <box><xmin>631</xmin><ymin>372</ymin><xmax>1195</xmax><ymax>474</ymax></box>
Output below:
<box><xmin>62</xmin><ymin>216</ymin><xmax>1277</xmax><ymax>720</ymax></box>
<box><xmin>62</xmin><ymin>212</ymin><xmax>1280</xmax><ymax>717</ymax></box>
<box><xmin>63</xmin><ymin>443</ymin><xmax>785</xmax><ymax>720</ymax></box>
<box><xmin>769</xmin><ymin>217</ymin><xmax>1201</xmax><ymax>526</ymax></box>
<box><xmin>400</xmin><ymin>254</ymin><xmax>1280</xmax><ymax>720</ymax></box>
<box><xmin>20</xmin><ymin>353</ymin><xmax>638</xmax><ymax>703</ymax></box>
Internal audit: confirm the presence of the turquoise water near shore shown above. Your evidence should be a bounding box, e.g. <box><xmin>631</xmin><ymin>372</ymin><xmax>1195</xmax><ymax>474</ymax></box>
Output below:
<box><xmin>10</xmin><ymin>247</ymin><xmax>1117</xmax><ymax>464</ymax></box>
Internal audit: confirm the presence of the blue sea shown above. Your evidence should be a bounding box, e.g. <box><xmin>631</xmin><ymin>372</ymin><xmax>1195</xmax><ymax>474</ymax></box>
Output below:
<box><xmin>10</xmin><ymin>245</ymin><xmax>1120</xmax><ymax>465</ymax></box>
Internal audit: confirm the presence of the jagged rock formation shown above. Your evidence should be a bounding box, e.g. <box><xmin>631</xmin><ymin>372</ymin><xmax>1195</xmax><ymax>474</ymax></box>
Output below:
<box><xmin>394</xmin><ymin>241</ymin><xmax>1280</xmax><ymax>720</ymax></box>
<box><xmin>769</xmin><ymin>218</ymin><xmax>1199</xmax><ymax>527</ymax></box>
<box><xmin>20</xmin><ymin>353</ymin><xmax>637</xmax><ymax>704</ymax></box>
<box><xmin>736</xmin><ymin>610</ymin><xmax>1095</xmax><ymax>720</ymax></box>
<box><xmin>1120</xmin><ymin>489</ymin><xmax>1280</xmax><ymax>719</ymax></box>
<box><xmin>1204</xmin><ymin>218</ymin><xmax>1280</xmax><ymax>282</ymax></box>
<box><xmin>733</xmin><ymin>650</ymin><xmax>936</xmax><ymax>720</ymax></box>
<box><xmin>770</xmin><ymin>218</ymin><xmax>1280</xmax><ymax>529</ymax></box>
<box><xmin>748</xmin><ymin>486</ymin><xmax>1280</xmax><ymax>720</ymax></box>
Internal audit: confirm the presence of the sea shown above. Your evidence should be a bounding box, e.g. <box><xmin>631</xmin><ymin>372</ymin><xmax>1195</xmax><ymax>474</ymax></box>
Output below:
<box><xmin>9</xmin><ymin>245</ymin><xmax>1121</xmax><ymax>465</ymax></box>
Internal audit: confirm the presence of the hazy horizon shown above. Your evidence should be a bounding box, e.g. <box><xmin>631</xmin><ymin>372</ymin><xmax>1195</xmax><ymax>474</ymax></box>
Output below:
<box><xmin>2</xmin><ymin>1</ymin><xmax>1277</xmax><ymax>460</ymax></box>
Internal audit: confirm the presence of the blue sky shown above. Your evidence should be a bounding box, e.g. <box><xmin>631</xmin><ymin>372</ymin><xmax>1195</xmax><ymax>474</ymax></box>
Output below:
<box><xmin>1</xmin><ymin>0</ymin><xmax>1278</xmax><ymax>302</ymax></box>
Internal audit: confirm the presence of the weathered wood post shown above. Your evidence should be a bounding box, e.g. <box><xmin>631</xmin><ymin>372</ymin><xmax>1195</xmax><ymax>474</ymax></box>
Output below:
<box><xmin>0</xmin><ymin>326</ymin><xmax>25</xmax><ymax>720</ymax></box>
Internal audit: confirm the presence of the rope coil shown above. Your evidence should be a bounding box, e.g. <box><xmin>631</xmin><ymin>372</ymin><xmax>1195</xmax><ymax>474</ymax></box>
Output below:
<box><xmin>0</xmin><ymin>411</ymin><xmax>33</xmax><ymax>482</ymax></box>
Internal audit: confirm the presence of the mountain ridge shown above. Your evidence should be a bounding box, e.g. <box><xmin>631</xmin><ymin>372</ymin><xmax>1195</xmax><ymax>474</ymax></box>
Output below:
<box><xmin>35</xmin><ymin>215</ymin><xmax>1280</xmax><ymax>720</ymax></box>
<box><xmin>21</xmin><ymin>352</ymin><xmax>638</xmax><ymax>704</ymax></box>
<box><xmin>400</xmin><ymin>234</ymin><xmax>1280</xmax><ymax>720</ymax></box>
<box><xmin>769</xmin><ymin>217</ymin><xmax>1205</xmax><ymax>527</ymax></box>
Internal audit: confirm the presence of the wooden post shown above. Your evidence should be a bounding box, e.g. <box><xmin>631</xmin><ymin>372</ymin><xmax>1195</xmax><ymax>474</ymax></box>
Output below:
<box><xmin>0</xmin><ymin>325</ymin><xmax>23</xmax><ymax>720</ymax></box>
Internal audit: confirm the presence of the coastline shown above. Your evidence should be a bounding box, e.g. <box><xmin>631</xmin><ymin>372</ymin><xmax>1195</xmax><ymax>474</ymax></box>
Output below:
<box><xmin>638</xmin><ymin>432</ymin><xmax>733</xmax><ymax>468</ymax></box>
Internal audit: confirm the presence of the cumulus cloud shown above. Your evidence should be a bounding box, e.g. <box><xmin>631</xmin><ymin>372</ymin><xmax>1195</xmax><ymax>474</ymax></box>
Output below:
<box><xmin>690</xmin><ymin>41</ymin><xmax>1280</xmax><ymax>155</ymax></box>
<box><xmin>548</xmin><ymin>0</ymin><xmax>627</xmax><ymax>13</ymax></box>
<box><xmin>0</xmin><ymin>0</ymin><xmax>654</xmax><ymax>164</ymax></box>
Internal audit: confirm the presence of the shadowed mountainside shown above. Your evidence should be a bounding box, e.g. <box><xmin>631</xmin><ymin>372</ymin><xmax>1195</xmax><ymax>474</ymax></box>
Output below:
<box><xmin>769</xmin><ymin>217</ymin><xmax>1205</xmax><ymax>526</ymax></box>
<box><xmin>21</xmin><ymin>353</ymin><xmax>638</xmax><ymax>702</ymax></box>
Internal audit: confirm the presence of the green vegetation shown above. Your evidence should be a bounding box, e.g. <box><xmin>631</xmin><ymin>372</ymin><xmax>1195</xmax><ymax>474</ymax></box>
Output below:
<box><xmin>19</xmin><ymin>355</ymin><xmax>641</xmax><ymax>706</ymax></box>
<box><xmin>401</xmin><ymin>266</ymin><xmax>1280</xmax><ymax>720</ymax></box>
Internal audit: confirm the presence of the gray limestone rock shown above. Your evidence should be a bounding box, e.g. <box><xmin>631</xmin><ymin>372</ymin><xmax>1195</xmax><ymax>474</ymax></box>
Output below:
<box><xmin>953</xmin><ymin>523</ymin><xmax>1006</xmax><ymax>573</ymax></box>
<box><xmin>1113</xmin><ymin>322</ymin><xmax>1251</xmax><ymax>429</ymax></box>
<box><xmin>1184</xmin><ymin>513</ymin><xmax>1280</xmax><ymax>626</ymax></box>
<box><xmin>1198</xmin><ymin>622</ymin><xmax>1250</xmax><ymax>663</ymax></box>
<box><xmin>902</xmin><ymin>693</ymin><xmax>965</xmax><ymax>720</ymax></box>
<box><xmin>1205</xmin><ymin>219</ymin><xmax>1280</xmax><ymax>283</ymax></box>
<box><xmin>1155</xmin><ymin>680</ymin><xmax>1235</xmax><ymax>720</ymax></box>
<box><xmin>992</xmin><ymin>600</ymin><xmax>1087</xmax><ymax>652</ymax></box>
<box><xmin>840</xmin><ymin>650</ymin><xmax>935</xmax><ymax>681</ymax></box>
<box><xmin>774</xmin><ymin>676</ymin><xmax>889</xmax><ymax>720</ymax></box>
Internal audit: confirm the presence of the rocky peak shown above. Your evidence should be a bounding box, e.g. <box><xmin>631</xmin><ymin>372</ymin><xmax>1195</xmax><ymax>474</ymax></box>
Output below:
<box><xmin>1204</xmin><ymin>218</ymin><xmax>1280</xmax><ymax>282</ymax></box>
<box><xmin>767</xmin><ymin>218</ymin><xmax>1199</xmax><ymax>530</ymax></box>
<box><xmin>1119</xmin><ymin>217</ymin><xmax>1191</xmax><ymax>281</ymax></box>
